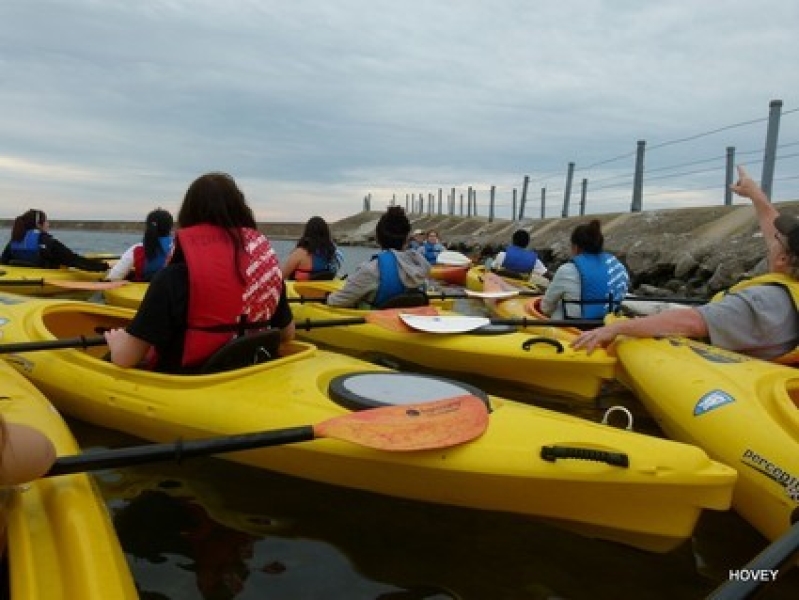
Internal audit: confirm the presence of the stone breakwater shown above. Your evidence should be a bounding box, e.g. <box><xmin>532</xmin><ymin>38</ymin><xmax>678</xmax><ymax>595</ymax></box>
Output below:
<box><xmin>330</xmin><ymin>200</ymin><xmax>799</xmax><ymax>298</ymax></box>
<box><xmin>24</xmin><ymin>200</ymin><xmax>799</xmax><ymax>298</ymax></box>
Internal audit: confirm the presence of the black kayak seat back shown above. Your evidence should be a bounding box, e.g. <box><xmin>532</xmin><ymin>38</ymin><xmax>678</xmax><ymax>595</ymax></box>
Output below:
<box><xmin>201</xmin><ymin>329</ymin><xmax>281</xmax><ymax>374</ymax></box>
<box><xmin>376</xmin><ymin>290</ymin><xmax>429</xmax><ymax>309</ymax></box>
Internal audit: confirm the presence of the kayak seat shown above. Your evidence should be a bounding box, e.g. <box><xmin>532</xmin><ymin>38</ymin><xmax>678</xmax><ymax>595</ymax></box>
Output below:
<box><xmin>376</xmin><ymin>290</ymin><xmax>429</xmax><ymax>309</ymax></box>
<box><xmin>200</xmin><ymin>329</ymin><xmax>281</xmax><ymax>374</ymax></box>
<box><xmin>491</xmin><ymin>267</ymin><xmax>529</xmax><ymax>281</ymax></box>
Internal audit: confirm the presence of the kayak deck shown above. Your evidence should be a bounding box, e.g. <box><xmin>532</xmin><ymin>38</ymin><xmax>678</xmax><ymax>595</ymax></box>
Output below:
<box><xmin>0</xmin><ymin>360</ymin><xmax>136</xmax><ymax>599</ymax></box>
<box><xmin>0</xmin><ymin>295</ymin><xmax>738</xmax><ymax>553</ymax></box>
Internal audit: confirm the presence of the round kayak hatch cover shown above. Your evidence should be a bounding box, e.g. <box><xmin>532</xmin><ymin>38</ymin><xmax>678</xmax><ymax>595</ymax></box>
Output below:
<box><xmin>328</xmin><ymin>372</ymin><xmax>490</xmax><ymax>411</ymax></box>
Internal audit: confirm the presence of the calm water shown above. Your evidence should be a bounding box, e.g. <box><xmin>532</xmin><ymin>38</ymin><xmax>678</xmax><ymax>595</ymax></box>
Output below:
<box><xmin>13</xmin><ymin>230</ymin><xmax>799</xmax><ymax>598</ymax></box>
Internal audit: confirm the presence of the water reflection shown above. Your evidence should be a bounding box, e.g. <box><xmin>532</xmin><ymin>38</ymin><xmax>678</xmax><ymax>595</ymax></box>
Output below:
<box><xmin>70</xmin><ymin>419</ymin><xmax>799</xmax><ymax>600</ymax></box>
<box><xmin>31</xmin><ymin>232</ymin><xmax>799</xmax><ymax>598</ymax></box>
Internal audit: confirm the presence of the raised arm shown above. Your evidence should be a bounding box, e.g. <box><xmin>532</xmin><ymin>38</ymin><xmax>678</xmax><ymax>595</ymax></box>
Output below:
<box><xmin>730</xmin><ymin>165</ymin><xmax>779</xmax><ymax>242</ymax></box>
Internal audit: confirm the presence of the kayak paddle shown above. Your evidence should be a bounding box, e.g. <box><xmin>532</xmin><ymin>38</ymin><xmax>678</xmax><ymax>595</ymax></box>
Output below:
<box><xmin>0</xmin><ymin>279</ymin><xmax>128</xmax><ymax>291</ymax></box>
<box><xmin>46</xmin><ymin>394</ymin><xmax>489</xmax><ymax>476</ymax></box>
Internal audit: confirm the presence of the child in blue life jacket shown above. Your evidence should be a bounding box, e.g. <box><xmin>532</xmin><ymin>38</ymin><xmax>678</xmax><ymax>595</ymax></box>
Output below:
<box><xmin>418</xmin><ymin>230</ymin><xmax>444</xmax><ymax>264</ymax></box>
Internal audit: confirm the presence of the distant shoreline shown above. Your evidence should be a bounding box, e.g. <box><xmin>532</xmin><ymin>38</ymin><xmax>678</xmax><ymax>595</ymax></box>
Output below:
<box><xmin>0</xmin><ymin>219</ymin><xmax>307</xmax><ymax>240</ymax></box>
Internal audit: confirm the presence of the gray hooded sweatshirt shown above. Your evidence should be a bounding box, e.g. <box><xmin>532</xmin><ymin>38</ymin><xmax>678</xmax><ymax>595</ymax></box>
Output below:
<box><xmin>326</xmin><ymin>249</ymin><xmax>431</xmax><ymax>308</ymax></box>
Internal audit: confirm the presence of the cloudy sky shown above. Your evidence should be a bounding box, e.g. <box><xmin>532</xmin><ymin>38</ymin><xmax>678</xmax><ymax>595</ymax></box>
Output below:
<box><xmin>2</xmin><ymin>0</ymin><xmax>798</xmax><ymax>224</ymax></box>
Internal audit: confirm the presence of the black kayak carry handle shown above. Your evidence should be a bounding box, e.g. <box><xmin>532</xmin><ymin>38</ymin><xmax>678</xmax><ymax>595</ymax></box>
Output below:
<box><xmin>540</xmin><ymin>445</ymin><xmax>629</xmax><ymax>468</ymax></box>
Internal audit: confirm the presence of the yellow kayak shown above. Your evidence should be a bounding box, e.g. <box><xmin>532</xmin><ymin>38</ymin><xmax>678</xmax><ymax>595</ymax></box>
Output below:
<box><xmin>289</xmin><ymin>281</ymin><xmax>616</xmax><ymax>401</ymax></box>
<box><xmin>0</xmin><ymin>360</ymin><xmax>137</xmax><ymax>599</ymax></box>
<box><xmin>466</xmin><ymin>265</ymin><xmax>543</xmax><ymax>293</ymax></box>
<box><xmin>616</xmin><ymin>336</ymin><xmax>799</xmax><ymax>544</ymax></box>
<box><xmin>475</xmin><ymin>273</ymin><xmax>585</xmax><ymax>343</ymax></box>
<box><xmin>102</xmin><ymin>281</ymin><xmax>147</xmax><ymax>309</ymax></box>
<box><xmin>0</xmin><ymin>265</ymin><xmax>111</xmax><ymax>297</ymax></box>
<box><xmin>0</xmin><ymin>294</ymin><xmax>736</xmax><ymax>553</ymax></box>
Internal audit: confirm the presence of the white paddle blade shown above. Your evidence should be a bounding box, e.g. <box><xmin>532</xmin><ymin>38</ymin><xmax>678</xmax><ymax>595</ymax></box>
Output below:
<box><xmin>464</xmin><ymin>289</ymin><xmax>520</xmax><ymax>299</ymax></box>
<box><xmin>399</xmin><ymin>313</ymin><xmax>490</xmax><ymax>333</ymax></box>
<box><xmin>436</xmin><ymin>251</ymin><xmax>472</xmax><ymax>267</ymax></box>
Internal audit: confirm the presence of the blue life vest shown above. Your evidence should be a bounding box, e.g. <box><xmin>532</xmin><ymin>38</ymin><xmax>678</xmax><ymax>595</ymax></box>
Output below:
<box><xmin>294</xmin><ymin>246</ymin><xmax>342</xmax><ymax>281</ymax></box>
<box><xmin>502</xmin><ymin>246</ymin><xmax>538</xmax><ymax>274</ymax></box>
<box><xmin>571</xmin><ymin>253</ymin><xmax>630</xmax><ymax>319</ymax></box>
<box><xmin>422</xmin><ymin>242</ymin><xmax>442</xmax><ymax>264</ymax></box>
<box><xmin>133</xmin><ymin>236</ymin><xmax>172</xmax><ymax>281</ymax></box>
<box><xmin>8</xmin><ymin>230</ymin><xmax>43</xmax><ymax>265</ymax></box>
<box><xmin>373</xmin><ymin>251</ymin><xmax>406</xmax><ymax>307</ymax></box>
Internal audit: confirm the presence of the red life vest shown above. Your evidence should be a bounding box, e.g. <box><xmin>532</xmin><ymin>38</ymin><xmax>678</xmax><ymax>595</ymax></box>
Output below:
<box><xmin>178</xmin><ymin>224</ymin><xmax>282</xmax><ymax>369</ymax></box>
<box><xmin>132</xmin><ymin>245</ymin><xmax>147</xmax><ymax>282</ymax></box>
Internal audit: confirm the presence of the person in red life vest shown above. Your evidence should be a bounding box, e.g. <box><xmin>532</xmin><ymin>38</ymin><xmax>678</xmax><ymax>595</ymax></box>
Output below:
<box><xmin>106</xmin><ymin>208</ymin><xmax>174</xmax><ymax>281</ymax></box>
<box><xmin>0</xmin><ymin>209</ymin><xmax>109</xmax><ymax>272</ymax></box>
<box><xmin>281</xmin><ymin>215</ymin><xmax>342</xmax><ymax>281</ymax></box>
<box><xmin>103</xmin><ymin>172</ymin><xmax>295</xmax><ymax>373</ymax></box>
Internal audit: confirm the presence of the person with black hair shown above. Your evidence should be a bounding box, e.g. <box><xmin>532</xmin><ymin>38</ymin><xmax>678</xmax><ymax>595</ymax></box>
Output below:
<box><xmin>106</xmin><ymin>208</ymin><xmax>174</xmax><ymax>281</ymax></box>
<box><xmin>491</xmin><ymin>229</ymin><xmax>549</xmax><ymax>280</ymax></box>
<box><xmin>104</xmin><ymin>172</ymin><xmax>294</xmax><ymax>373</ymax></box>
<box><xmin>0</xmin><ymin>209</ymin><xmax>109</xmax><ymax>272</ymax></box>
<box><xmin>281</xmin><ymin>216</ymin><xmax>342</xmax><ymax>280</ymax></box>
<box><xmin>326</xmin><ymin>206</ymin><xmax>430</xmax><ymax>307</ymax></box>
<box><xmin>573</xmin><ymin>166</ymin><xmax>799</xmax><ymax>361</ymax></box>
<box><xmin>540</xmin><ymin>219</ymin><xmax>629</xmax><ymax>319</ymax></box>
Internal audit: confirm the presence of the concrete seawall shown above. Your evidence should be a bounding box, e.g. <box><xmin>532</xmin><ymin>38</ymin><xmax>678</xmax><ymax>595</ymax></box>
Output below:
<box><xmin>330</xmin><ymin>200</ymin><xmax>799</xmax><ymax>297</ymax></box>
<box><xmin>7</xmin><ymin>200</ymin><xmax>798</xmax><ymax>297</ymax></box>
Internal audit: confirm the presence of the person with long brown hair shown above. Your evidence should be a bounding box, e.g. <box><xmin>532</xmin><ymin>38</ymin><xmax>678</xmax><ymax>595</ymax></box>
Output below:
<box><xmin>281</xmin><ymin>215</ymin><xmax>342</xmax><ymax>280</ymax></box>
<box><xmin>104</xmin><ymin>172</ymin><xmax>294</xmax><ymax>373</ymax></box>
<box><xmin>0</xmin><ymin>209</ymin><xmax>109</xmax><ymax>272</ymax></box>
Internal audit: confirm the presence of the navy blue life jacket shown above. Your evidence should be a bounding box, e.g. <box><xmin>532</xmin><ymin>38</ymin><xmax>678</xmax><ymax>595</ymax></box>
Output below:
<box><xmin>502</xmin><ymin>245</ymin><xmax>538</xmax><ymax>274</ymax></box>
<box><xmin>422</xmin><ymin>242</ymin><xmax>442</xmax><ymax>264</ymax></box>
<box><xmin>8</xmin><ymin>230</ymin><xmax>44</xmax><ymax>265</ymax></box>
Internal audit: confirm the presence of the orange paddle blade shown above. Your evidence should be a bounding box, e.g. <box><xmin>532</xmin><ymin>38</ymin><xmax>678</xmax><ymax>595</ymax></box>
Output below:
<box><xmin>48</xmin><ymin>280</ymin><xmax>129</xmax><ymax>291</ymax></box>
<box><xmin>314</xmin><ymin>395</ymin><xmax>489</xmax><ymax>450</ymax></box>
<box><xmin>364</xmin><ymin>305</ymin><xmax>439</xmax><ymax>332</ymax></box>
<box><xmin>484</xmin><ymin>272</ymin><xmax>521</xmax><ymax>293</ymax></box>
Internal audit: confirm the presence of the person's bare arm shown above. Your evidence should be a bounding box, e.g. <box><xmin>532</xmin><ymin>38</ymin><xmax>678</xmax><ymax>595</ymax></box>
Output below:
<box><xmin>571</xmin><ymin>308</ymin><xmax>708</xmax><ymax>354</ymax></box>
<box><xmin>104</xmin><ymin>328</ymin><xmax>151</xmax><ymax>367</ymax></box>
<box><xmin>0</xmin><ymin>423</ymin><xmax>56</xmax><ymax>484</ymax></box>
<box><xmin>281</xmin><ymin>248</ymin><xmax>305</xmax><ymax>279</ymax></box>
<box><xmin>731</xmin><ymin>165</ymin><xmax>778</xmax><ymax>241</ymax></box>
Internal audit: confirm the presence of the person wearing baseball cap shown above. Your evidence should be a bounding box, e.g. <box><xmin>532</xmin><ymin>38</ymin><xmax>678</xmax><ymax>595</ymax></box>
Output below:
<box><xmin>408</xmin><ymin>228</ymin><xmax>425</xmax><ymax>251</ymax></box>
<box><xmin>572</xmin><ymin>165</ymin><xmax>799</xmax><ymax>363</ymax></box>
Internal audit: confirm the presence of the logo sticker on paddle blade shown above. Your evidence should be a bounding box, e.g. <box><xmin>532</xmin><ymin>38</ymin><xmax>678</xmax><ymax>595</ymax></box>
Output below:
<box><xmin>693</xmin><ymin>390</ymin><xmax>735</xmax><ymax>416</ymax></box>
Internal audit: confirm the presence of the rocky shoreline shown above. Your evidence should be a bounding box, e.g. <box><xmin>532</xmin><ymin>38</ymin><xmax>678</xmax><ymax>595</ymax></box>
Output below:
<box><xmin>329</xmin><ymin>201</ymin><xmax>799</xmax><ymax>298</ymax></box>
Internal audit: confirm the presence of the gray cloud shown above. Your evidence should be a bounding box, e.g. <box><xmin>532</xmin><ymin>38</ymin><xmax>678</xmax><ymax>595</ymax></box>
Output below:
<box><xmin>1</xmin><ymin>0</ymin><xmax>798</xmax><ymax>222</ymax></box>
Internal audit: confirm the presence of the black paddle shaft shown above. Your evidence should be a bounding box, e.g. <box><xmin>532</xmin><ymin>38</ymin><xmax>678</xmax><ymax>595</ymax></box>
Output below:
<box><xmin>0</xmin><ymin>335</ymin><xmax>107</xmax><ymax>354</ymax></box>
<box><xmin>47</xmin><ymin>425</ymin><xmax>316</xmax><ymax>477</ymax></box>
